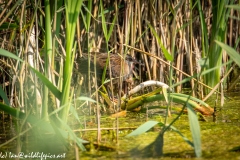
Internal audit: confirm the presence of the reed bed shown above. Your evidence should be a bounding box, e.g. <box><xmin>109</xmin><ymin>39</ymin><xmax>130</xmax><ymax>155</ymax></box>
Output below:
<box><xmin>0</xmin><ymin>0</ymin><xmax>240</xmax><ymax>158</ymax></box>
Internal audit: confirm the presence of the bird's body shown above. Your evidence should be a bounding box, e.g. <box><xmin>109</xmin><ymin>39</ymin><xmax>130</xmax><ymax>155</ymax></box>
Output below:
<box><xmin>77</xmin><ymin>52</ymin><xmax>136</xmax><ymax>95</ymax></box>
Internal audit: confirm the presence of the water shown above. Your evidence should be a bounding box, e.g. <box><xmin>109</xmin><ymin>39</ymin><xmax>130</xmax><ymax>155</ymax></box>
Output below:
<box><xmin>0</xmin><ymin>92</ymin><xmax>240</xmax><ymax>159</ymax></box>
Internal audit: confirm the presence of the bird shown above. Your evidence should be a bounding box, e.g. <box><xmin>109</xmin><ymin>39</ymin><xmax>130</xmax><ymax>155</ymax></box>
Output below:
<box><xmin>77</xmin><ymin>52</ymin><xmax>138</xmax><ymax>96</ymax></box>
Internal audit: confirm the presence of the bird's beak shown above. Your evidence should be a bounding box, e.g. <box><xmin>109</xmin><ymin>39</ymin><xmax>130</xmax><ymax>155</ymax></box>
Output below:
<box><xmin>132</xmin><ymin>58</ymin><xmax>144</xmax><ymax>66</ymax></box>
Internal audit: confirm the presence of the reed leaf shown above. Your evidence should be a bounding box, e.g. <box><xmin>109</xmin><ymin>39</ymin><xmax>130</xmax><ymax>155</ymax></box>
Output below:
<box><xmin>56</xmin><ymin>117</ymin><xmax>87</xmax><ymax>151</ymax></box>
<box><xmin>127</xmin><ymin>120</ymin><xmax>195</xmax><ymax>149</ymax></box>
<box><xmin>170</xmin><ymin>93</ymin><xmax>209</xmax><ymax>108</ymax></box>
<box><xmin>60</xmin><ymin>0</ymin><xmax>83</xmax><ymax>122</ymax></box>
<box><xmin>86</xmin><ymin>0</ymin><xmax>92</xmax><ymax>30</ymax></box>
<box><xmin>43</xmin><ymin>0</ymin><xmax>53</xmax><ymax>119</ymax></box>
<box><xmin>100</xmin><ymin>0</ymin><xmax>108</xmax><ymax>41</ymax></box>
<box><xmin>0</xmin><ymin>85</ymin><xmax>10</xmax><ymax>106</ymax></box>
<box><xmin>69</xmin><ymin>105</ymin><xmax>80</xmax><ymax>123</ymax></box>
<box><xmin>0</xmin><ymin>48</ymin><xmax>23</xmax><ymax>62</ymax></box>
<box><xmin>161</xmin><ymin>124</ymin><xmax>194</xmax><ymax>147</ymax></box>
<box><xmin>0</xmin><ymin>102</ymin><xmax>55</xmax><ymax>133</ymax></box>
<box><xmin>0</xmin><ymin>102</ymin><xmax>87</xmax><ymax>150</ymax></box>
<box><xmin>196</xmin><ymin>0</ymin><xmax>208</xmax><ymax>56</ymax></box>
<box><xmin>215</xmin><ymin>40</ymin><xmax>240</xmax><ymax>67</ymax></box>
<box><xmin>126</xmin><ymin>121</ymin><xmax>159</xmax><ymax>137</ymax></box>
<box><xmin>206</xmin><ymin>0</ymin><xmax>233</xmax><ymax>88</ymax></box>
<box><xmin>187</xmin><ymin>103</ymin><xmax>202</xmax><ymax>157</ymax></box>
<box><xmin>30</xmin><ymin>66</ymin><xmax>62</xmax><ymax>100</ymax></box>
<box><xmin>148</xmin><ymin>23</ymin><xmax>173</xmax><ymax>61</ymax></box>
<box><xmin>0</xmin><ymin>23</ymin><xmax>18</xmax><ymax>29</ymax></box>
<box><xmin>226</xmin><ymin>4</ymin><xmax>240</xmax><ymax>11</ymax></box>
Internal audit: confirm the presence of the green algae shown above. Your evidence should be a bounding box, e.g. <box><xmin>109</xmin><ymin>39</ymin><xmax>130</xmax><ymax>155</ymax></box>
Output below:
<box><xmin>74</xmin><ymin>93</ymin><xmax>240</xmax><ymax>159</ymax></box>
<box><xmin>1</xmin><ymin>94</ymin><xmax>239</xmax><ymax>159</ymax></box>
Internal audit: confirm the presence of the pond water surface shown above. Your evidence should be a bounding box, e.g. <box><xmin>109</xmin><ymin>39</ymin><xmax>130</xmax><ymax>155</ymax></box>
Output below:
<box><xmin>0</xmin><ymin>92</ymin><xmax>240</xmax><ymax>160</ymax></box>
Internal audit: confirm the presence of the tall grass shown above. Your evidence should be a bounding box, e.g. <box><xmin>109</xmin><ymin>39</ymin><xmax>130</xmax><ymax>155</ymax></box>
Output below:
<box><xmin>0</xmin><ymin>0</ymin><xmax>87</xmax><ymax>152</ymax></box>
<box><xmin>0</xmin><ymin>0</ymin><xmax>239</xmax><ymax>158</ymax></box>
<box><xmin>202</xmin><ymin>0</ymin><xmax>234</xmax><ymax>91</ymax></box>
